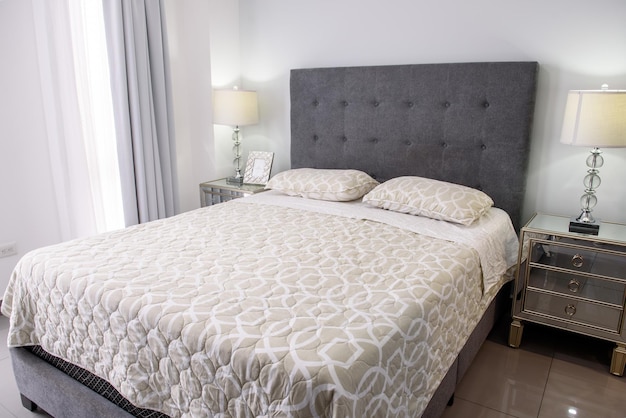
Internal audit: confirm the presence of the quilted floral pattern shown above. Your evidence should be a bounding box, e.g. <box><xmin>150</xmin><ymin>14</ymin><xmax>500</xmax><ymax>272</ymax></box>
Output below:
<box><xmin>363</xmin><ymin>176</ymin><xmax>494</xmax><ymax>225</ymax></box>
<box><xmin>265</xmin><ymin>168</ymin><xmax>379</xmax><ymax>201</ymax></box>
<box><xmin>2</xmin><ymin>199</ymin><xmax>505</xmax><ymax>417</ymax></box>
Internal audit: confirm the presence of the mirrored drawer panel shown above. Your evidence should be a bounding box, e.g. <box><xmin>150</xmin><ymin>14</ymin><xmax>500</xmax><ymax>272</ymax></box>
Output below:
<box><xmin>527</xmin><ymin>268</ymin><xmax>625</xmax><ymax>306</ymax></box>
<box><xmin>524</xmin><ymin>290</ymin><xmax>622</xmax><ymax>332</ymax></box>
<box><xmin>529</xmin><ymin>240</ymin><xmax>626</xmax><ymax>280</ymax></box>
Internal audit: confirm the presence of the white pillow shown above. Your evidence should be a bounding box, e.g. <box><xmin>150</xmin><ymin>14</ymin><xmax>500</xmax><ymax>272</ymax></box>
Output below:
<box><xmin>363</xmin><ymin>176</ymin><xmax>493</xmax><ymax>225</ymax></box>
<box><xmin>265</xmin><ymin>168</ymin><xmax>379</xmax><ymax>201</ymax></box>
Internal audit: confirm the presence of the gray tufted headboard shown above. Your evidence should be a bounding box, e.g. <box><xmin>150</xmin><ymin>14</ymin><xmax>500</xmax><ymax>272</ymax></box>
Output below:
<box><xmin>290</xmin><ymin>62</ymin><xmax>538</xmax><ymax>231</ymax></box>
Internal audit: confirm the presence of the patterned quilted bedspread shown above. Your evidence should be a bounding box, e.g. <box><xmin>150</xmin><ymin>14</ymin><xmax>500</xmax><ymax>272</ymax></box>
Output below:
<box><xmin>2</xmin><ymin>196</ymin><xmax>516</xmax><ymax>417</ymax></box>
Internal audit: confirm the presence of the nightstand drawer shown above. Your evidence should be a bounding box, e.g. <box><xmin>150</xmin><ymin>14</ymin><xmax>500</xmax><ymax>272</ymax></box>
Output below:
<box><xmin>529</xmin><ymin>240</ymin><xmax>626</xmax><ymax>279</ymax></box>
<box><xmin>527</xmin><ymin>268</ymin><xmax>625</xmax><ymax>306</ymax></box>
<box><xmin>524</xmin><ymin>290</ymin><xmax>622</xmax><ymax>332</ymax></box>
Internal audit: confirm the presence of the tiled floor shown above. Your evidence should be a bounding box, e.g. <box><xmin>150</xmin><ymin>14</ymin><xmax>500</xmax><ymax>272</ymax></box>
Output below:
<box><xmin>442</xmin><ymin>316</ymin><xmax>626</xmax><ymax>418</ymax></box>
<box><xmin>1</xmin><ymin>314</ymin><xmax>625</xmax><ymax>417</ymax></box>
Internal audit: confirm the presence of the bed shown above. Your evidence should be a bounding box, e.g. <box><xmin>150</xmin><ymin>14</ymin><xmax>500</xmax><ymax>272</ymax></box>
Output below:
<box><xmin>2</xmin><ymin>61</ymin><xmax>538</xmax><ymax>418</ymax></box>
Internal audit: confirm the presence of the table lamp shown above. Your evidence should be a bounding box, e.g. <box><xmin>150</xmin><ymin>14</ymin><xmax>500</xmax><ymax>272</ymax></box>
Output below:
<box><xmin>213</xmin><ymin>87</ymin><xmax>259</xmax><ymax>184</ymax></box>
<box><xmin>560</xmin><ymin>85</ymin><xmax>626</xmax><ymax>234</ymax></box>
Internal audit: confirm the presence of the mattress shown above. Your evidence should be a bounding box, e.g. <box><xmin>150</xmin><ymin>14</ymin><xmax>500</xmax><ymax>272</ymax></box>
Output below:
<box><xmin>2</xmin><ymin>192</ymin><xmax>518</xmax><ymax>417</ymax></box>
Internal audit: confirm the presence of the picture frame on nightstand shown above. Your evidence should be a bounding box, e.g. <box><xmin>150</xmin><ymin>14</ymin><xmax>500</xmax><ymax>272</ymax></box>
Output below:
<box><xmin>243</xmin><ymin>151</ymin><xmax>274</xmax><ymax>185</ymax></box>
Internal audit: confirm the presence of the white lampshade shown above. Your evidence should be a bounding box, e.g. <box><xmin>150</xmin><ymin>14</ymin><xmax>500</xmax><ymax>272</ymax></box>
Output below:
<box><xmin>213</xmin><ymin>89</ymin><xmax>259</xmax><ymax>127</ymax></box>
<box><xmin>560</xmin><ymin>89</ymin><xmax>626</xmax><ymax>148</ymax></box>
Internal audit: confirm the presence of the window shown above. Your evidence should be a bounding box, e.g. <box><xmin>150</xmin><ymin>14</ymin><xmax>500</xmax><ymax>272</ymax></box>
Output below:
<box><xmin>69</xmin><ymin>1</ymin><xmax>125</xmax><ymax>233</ymax></box>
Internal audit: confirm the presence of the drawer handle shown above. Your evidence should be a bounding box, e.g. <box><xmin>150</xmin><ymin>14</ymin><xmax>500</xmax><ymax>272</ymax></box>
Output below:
<box><xmin>568</xmin><ymin>279</ymin><xmax>580</xmax><ymax>293</ymax></box>
<box><xmin>564</xmin><ymin>304</ymin><xmax>577</xmax><ymax>316</ymax></box>
<box><xmin>571</xmin><ymin>254</ymin><xmax>584</xmax><ymax>268</ymax></box>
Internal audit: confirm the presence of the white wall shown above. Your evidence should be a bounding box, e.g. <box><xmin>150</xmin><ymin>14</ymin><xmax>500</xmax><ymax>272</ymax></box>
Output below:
<box><xmin>238</xmin><ymin>0</ymin><xmax>626</xmax><ymax>225</ymax></box>
<box><xmin>206</xmin><ymin>1</ymin><xmax>249</xmax><ymax>180</ymax></box>
<box><xmin>165</xmin><ymin>0</ymin><xmax>245</xmax><ymax>207</ymax></box>
<box><xmin>168</xmin><ymin>0</ymin><xmax>242</xmax><ymax>183</ymax></box>
<box><xmin>164</xmin><ymin>0</ymin><xmax>215</xmax><ymax>213</ymax></box>
<box><xmin>0</xmin><ymin>0</ymin><xmax>64</xmax><ymax>296</ymax></box>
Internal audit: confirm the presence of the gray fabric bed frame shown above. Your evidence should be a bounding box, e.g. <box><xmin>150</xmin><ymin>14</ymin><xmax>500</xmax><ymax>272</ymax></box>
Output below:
<box><xmin>10</xmin><ymin>61</ymin><xmax>538</xmax><ymax>417</ymax></box>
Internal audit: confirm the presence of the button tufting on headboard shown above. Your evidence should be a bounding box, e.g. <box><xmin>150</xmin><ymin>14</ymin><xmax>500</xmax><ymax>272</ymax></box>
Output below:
<box><xmin>290</xmin><ymin>62</ymin><xmax>539</xmax><ymax>231</ymax></box>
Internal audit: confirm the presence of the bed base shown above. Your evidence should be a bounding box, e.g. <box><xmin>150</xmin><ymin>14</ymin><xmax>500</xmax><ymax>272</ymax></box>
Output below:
<box><xmin>421</xmin><ymin>281</ymin><xmax>509</xmax><ymax>417</ymax></box>
<box><xmin>10</xmin><ymin>346</ymin><xmax>133</xmax><ymax>418</ymax></box>
<box><xmin>11</xmin><ymin>283</ymin><xmax>510</xmax><ymax>418</ymax></box>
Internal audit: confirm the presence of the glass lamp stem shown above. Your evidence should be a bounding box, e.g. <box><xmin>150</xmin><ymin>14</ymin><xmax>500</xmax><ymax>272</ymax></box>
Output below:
<box><xmin>232</xmin><ymin>125</ymin><xmax>242</xmax><ymax>179</ymax></box>
<box><xmin>577</xmin><ymin>147</ymin><xmax>603</xmax><ymax>224</ymax></box>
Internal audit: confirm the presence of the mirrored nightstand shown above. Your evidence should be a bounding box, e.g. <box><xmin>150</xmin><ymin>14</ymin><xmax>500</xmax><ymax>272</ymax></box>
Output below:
<box><xmin>509</xmin><ymin>212</ymin><xmax>626</xmax><ymax>376</ymax></box>
<box><xmin>199</xmin><ymin>178</ymin><xmax>266</xmax><ymax>207</ymax></box>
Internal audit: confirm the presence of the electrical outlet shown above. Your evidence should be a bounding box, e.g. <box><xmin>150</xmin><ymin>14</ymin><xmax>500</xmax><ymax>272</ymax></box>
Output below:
<box><xmin>0</xmin><ymin>242</ymin><xmax>17</xmax><ymax>258</ymax></box>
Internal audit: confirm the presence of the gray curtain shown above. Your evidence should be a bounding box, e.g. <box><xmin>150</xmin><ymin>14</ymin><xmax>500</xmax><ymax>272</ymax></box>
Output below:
<box><xmin>102</xmin><ymin>0</ymin><xmax>178</xmax><ymax>226</ymax></box>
